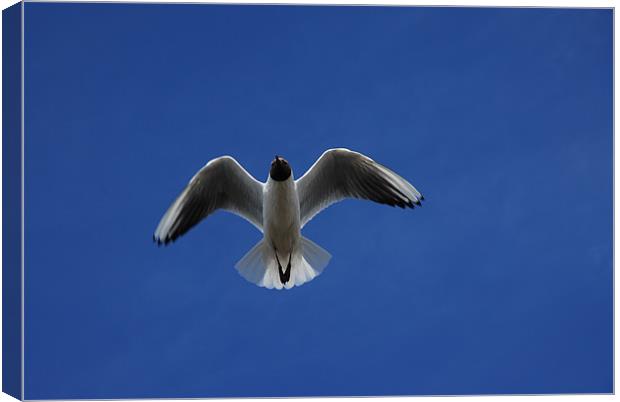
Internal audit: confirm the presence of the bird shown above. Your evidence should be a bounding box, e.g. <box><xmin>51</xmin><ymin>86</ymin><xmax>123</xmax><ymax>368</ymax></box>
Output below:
<box><xmin>153</xmin><ymin>148</ymin><xmax>423</xmax><ymax>290</ymax></box>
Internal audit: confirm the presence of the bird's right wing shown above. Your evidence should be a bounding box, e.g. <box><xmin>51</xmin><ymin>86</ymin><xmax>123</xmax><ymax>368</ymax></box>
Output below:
<box><xmin>154</xmin><ymin>156</ymin><xmax>264</xmax><ymax>245</ymax></box>
<box><xmin>296</xmin><ymin>148</ymin><xmax>423</xmax><ymax>227</ymax></box>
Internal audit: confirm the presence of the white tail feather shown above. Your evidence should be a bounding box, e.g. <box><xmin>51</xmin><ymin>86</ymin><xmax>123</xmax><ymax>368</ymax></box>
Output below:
<box><xmin>234</xmin><ymin>236</ymin><xmax>331</xmax><ymax>290</ymax></box>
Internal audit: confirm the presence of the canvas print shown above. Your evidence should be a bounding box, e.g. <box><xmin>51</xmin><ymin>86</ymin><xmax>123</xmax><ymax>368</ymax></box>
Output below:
<box><xmin>2</xmin><ymin>2</ymin><xmax>613</xmax><ymax>400</ymax></box>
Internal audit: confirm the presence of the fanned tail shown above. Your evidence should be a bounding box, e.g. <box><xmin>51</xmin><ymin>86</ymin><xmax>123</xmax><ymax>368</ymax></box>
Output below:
<box><xmin>235</xmin><ymin>236</ymin><xmax>331</xmax><ymax>290</ymax></box>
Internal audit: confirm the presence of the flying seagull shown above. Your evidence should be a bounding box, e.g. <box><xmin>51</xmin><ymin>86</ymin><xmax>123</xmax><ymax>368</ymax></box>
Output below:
<box><xmin>154</xmin><ymin>148</ymin><xmax>423</xmax><ymax>290</ymax></box>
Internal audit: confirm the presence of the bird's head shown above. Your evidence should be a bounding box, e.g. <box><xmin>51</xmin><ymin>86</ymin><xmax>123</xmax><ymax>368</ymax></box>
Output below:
<box><xmin>270</xmin><ymin>155</ymin><xmax>292</xmax><ymax>182</ymax></box>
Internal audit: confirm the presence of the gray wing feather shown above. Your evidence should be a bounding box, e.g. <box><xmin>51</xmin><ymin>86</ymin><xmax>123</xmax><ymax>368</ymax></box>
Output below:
<box><xmin>296</xmin><ymin>148</ymin><xmax>423</xmax><ymax>227</ymax></box>
<box><xmin>154</xmin><ymin>156</ymin><xmax>264</xmax><ymax>245</ymax></box>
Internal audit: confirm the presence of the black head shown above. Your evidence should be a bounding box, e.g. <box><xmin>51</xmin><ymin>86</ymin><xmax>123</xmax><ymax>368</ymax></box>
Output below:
<box><xmin>270</xmin><ymin>155</ymin><xmax>292</xmax><ymax>181</ymax></box>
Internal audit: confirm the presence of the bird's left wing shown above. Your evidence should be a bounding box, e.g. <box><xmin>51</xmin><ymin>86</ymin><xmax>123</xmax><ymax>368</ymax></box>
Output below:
<box><xmin>154</xmin><ymin>156</ymin><xmax>264</xmax><ymax>245</ymax></box>
<box><xmin>296</xmin><ymin>148</ymin><xmax>423</xmax><ymax>227</ymax></box>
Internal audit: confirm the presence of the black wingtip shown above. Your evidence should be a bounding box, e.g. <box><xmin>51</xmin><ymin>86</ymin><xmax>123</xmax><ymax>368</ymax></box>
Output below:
<box><xmin>153</xmin><ymin>234</ymin><xmax>173</xmax><ymax>247</ymax></box>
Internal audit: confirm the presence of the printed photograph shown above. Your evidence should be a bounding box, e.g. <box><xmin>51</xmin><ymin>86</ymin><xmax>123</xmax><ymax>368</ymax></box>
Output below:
<box><xmin>5</xmin><ymin>2</ymin><xmax>613</xmax><ymax>399</ymax></box>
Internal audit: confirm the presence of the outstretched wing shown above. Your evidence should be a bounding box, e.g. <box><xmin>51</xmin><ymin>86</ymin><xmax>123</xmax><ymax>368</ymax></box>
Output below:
<box><xmin>154</xmin><ymin>156</ymin><xmax>264</xmax><ymax>245</ymax></box>
<box><xmin>296</xmin><ymin>148</ymin><xmax>423</xmax><ymax>227</ymax></box>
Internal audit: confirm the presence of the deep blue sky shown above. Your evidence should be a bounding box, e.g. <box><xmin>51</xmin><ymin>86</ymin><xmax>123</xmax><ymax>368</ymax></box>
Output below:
<box><xmin>23</xmin><ymin>4</ymin><xmax>612</xmax><ymax>399</ymax></box>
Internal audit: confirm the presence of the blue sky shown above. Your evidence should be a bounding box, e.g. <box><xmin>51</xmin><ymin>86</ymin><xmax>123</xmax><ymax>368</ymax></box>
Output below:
<box><xmin>23</xmin><ymin>4</ymin><xmax>612</xmax><ymax>398</ymax></box>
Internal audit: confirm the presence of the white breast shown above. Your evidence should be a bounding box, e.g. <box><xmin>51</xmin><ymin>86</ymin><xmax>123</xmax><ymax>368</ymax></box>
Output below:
<box><xmin>263</xmin><ymin>176</ymin><xmax>301</xmax><ymax>257</ymax></box>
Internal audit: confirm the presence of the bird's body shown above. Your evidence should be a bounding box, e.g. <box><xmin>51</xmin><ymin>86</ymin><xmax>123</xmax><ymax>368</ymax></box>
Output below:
<box><xmin>263</xmin><ymin>175</ymin><xmax>301</xmax><ymax>268</ymax></box>
<box><xmin>154</xmin><ymin>148</ymin><xmax>423</xmax><ymax>290</ymax></box>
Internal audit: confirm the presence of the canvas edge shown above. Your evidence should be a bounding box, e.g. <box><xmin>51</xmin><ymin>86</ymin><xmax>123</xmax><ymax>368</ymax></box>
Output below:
<box><xmin>2</xmin><ymin>2</ymin><xmax>23</xmax><ymax>400</ymax></box>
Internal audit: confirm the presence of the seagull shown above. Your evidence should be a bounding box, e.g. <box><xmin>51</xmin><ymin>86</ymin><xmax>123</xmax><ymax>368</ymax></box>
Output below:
<box><xmin>154</xmin><ymin>148</ymin><xmax>423</xmax><ymax>290</ymax></box>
